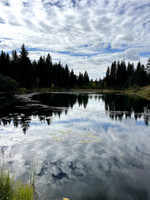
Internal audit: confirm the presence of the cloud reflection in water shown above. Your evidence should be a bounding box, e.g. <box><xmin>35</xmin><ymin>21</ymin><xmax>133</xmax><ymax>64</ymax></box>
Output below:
<box><xmin>0</xmin><ymin>92</ymin><xmax>150</xmax><ymax>200</ymax></box>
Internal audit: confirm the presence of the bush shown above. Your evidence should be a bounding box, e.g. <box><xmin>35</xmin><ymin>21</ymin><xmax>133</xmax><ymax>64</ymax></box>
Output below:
<box><xmin>0</xmin><ymin>74</ymin><xmax>20</xmax><ymax>92</ymax></box>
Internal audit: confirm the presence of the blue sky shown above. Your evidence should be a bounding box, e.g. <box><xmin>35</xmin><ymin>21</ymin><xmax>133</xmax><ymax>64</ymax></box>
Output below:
<box><xmin>0</xmin><ymin>0</ymin><xmax>150</xmax><ymax>79</ymax></box>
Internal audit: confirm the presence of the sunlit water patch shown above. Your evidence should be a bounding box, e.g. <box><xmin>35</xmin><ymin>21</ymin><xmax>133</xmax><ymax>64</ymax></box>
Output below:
<box><xmin>0</xmin><ymin>92</ymin><xmax>150</xmax><ymax>200</ymax></box>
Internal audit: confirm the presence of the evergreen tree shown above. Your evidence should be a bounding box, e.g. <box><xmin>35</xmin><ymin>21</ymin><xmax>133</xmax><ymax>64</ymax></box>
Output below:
<box><xmin>115</xmin><ymin>60</ymin><xmax>127</xmax><ymax>88</ymax></box>
<box><xmin>45</xmin><ymin>53</ymin><xmax>52</xmax><ymax>87</ymax></box>
<box><xmin>12</xmin><ymin>50</ymin><xmax>18</xmax><ymax>62</ymax></box>
<box><xmin>126</xmin><ymin>62</ymin><xmax>134</xmax><ymax>86</ymax></box>
<box><xmin>19</xmin><ymin>44</ymin><xmax>32</xmax><ymax>88</ymax></box>
<box><xmin>0</xmin><ymin>51</ymin><xmax>6</xmax><ymax>75</ymax></box>
<box><xmin>120</xmin><ymin>60</ymin><xmax>127</xmax><ymax>87</ymax></box>
<box><xmin>64</xmin><ymin>64</ymin><xmax>70</xmax><ymax>88</ymax></box>
<box><xmin>57</xmin><ymin>61</ymin><xmax>64</xmax><ymax>87</ymax></box>
<box><xmin>83</xmin><ymin>71</ymin><xmax>89</xmax><ymax>86</ymax></box>
<box><xmin>110</xmin><ymin>61</ymin><xmax>117</xmax><ymax>87</ymax></box>
<box><xmin>11</xmin><ymin>50</ymin><xmax>20</xmax><ymax>82</ymax></box>
<box><xmin>32</xmin><ymin>60</ymin><xmax>38</xmax><ymax>88</ymax></box>
<box><xmin>0</xmin><ymin>51</ymin><xmax>10</xmax><ymax>76</ymax></box>
<box><xmin>70</xmin><ymin>69</ymin><xmax>77</xmax><ymax>87</ymax></box>
<box><xmin>38</xmin><ymin>56</ymin><xmax>46</xmax><ymax>87</ymax></box>
<box><xmin>0</xmin><ymin>45</ymin><xmax>86</xmax><ymax>90</ymax></box>
<box><xmin>78</xmin><ymin>72</ymin><xmax>84</xmax><ymax>87</ymax></box>
<box><xmin>5</xmin><ymin>53</ymin><xmax>10</xmax><ymax>76</ymax></box>
<box><xmin>105</xmin><ymin>66</ymin><xmax>110</xmax><ymax>87</ymax></box>
<box><xmin>135</xmin><ymin>62</ymin><xmax>147</xmax><ymax>86</ymax></box>
<box><xmin>102</xmin><ymin>59</ymin><xmax>149</xmax><ymax>89</ymax></box>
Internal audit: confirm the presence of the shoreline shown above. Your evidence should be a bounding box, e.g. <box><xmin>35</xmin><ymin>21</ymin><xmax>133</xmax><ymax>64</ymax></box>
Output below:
<box><xmin>1</xmin><ymin>85</ymin><xmax>150</xmax><ymax>100</ymax></box>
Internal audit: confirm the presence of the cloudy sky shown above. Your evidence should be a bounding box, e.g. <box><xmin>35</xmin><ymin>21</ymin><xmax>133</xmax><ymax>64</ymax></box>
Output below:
<box><xmin>0</xmin><ymin>0</ymin><xmax>150</xmax><ymax>79</ymax></box>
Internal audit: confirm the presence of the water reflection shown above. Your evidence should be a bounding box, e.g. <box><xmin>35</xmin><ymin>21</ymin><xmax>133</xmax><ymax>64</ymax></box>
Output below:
<box><xmin>102</xmin><ymin>94</ymin><xmax>150</xmax><ymax>125</ymax></box>
<box><xmin>0</xmin><ymin>93</ymin><xmax>150</xmax><ymax>133</ymax></box>
<box><xmin>0</xmin><ymin>93</ymin><xmax>88</xmax><ymax>134</ymax></box>
<box><xmin>0</xmin><ymin>92</ymin><xmax>150</xmax><ymax>200</ymax></box>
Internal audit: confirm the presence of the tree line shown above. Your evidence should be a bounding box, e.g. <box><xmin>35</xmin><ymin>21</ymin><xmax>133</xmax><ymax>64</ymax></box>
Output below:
<box><xmin>99</xmin><ymin>59</ymin><xmax>150</xmax><ymax>89</ymax></box>
<box><xmin>0</xmin><ymin>44</ymin><xmax>150</xmax><ymax>91</ymax></box>
<box><xmin>0</xmin><ymin>44</ymin><xmax>89</xmax><ymax>90</ymax></box>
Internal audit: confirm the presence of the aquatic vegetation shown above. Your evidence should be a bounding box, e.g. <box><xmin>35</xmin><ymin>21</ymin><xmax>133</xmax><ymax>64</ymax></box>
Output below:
<box><xmin>0</xmin><ymin>169</ymin><xmax>34</xmax><ymax>200</ymax></box>
<box><xmin>79</xmin><ymin>138</ymin><xmax>101</xmax><ymax>143</ymax></box>
<box><xmin>95</xmin><ymin>139</ymin><xmax>101</xmax><ymax>143</ymax></box>
<box><xmin>87</xmin><ymin>135</ymin><xmax>100</xmax><ymax>139</ymax></box>
<box><xmin>12</xmin><ymin>182</ymin><xmax>34</xmax><ymax>200</ymax></box>
<box><xmin>49</xmin><ymin>133</ymin><xmax>56</xmax><ymax>136</ymax></box>
<box><xmin>51</xmin><ymin>137</ymin><xmax>62</xmax><ymax>142</ymax></box>
<box><xmin>79</xmin><ymin>140</ymin><xmax>91</xmax><ymax>144</ymax></box>
<box><xmin>80</xmin><ymin>132</ymin><xmax>101</xmax><ymax>143</ymax></box>
<box><xmin>49</xmin><ymin>130</ymin><xmax>73</xmax><ymax>141</ymax></box>
<box><xmin>49</xmin><ymin>129</ymin><xmax>101</xmax><ymax>144</ymax></box>
<box><xmin>59</xmin><ymin>130</ymin><xmax>73</xmax><ymax>135</ymax></box>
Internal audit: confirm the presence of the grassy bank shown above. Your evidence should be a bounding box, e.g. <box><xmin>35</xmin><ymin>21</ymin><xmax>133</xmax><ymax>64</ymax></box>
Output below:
<box><xmin>0</xmin><ymin>169</ymin><xmax>34</xmax><ymax>200</ymax></box>
<box><xmin>124</xmin><ymin>85</ymin><xmax>150</xmax><ymax>100</ymax></box>
<box><xmin>3</xmin><ymin>85</ymin><xmax>150</xmax><ymax>101</ymax></box>
<box><xmin>71</xmin><ymin>85</ymin><xmax>150</xmax><ymax>100</ymax></box>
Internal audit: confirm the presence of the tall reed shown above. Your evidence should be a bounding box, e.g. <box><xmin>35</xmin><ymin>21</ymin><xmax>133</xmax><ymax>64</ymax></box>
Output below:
<box><xmin>0</xmin><ymin>168</ymin><xmax>34</xmax><ymax>200</ymax></box>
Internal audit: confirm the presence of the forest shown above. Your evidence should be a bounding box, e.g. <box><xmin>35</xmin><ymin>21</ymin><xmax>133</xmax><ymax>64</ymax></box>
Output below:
<box><xmin>100</xmin><ymin>59</ymin><xmax>150</xmax><ymax>89</ymax></box>
<box><xmin>0</xmin><ymin>44</ymin><xmax>89</xmax><ymax>91</ymax></box>
<box><xmin>0</xmin><ymin>44</ymin><xmax>150</xmax><ymax>91</ymax></box>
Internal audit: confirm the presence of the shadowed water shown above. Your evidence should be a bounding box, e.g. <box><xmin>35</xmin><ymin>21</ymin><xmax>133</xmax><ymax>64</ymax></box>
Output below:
<box><xmin>0</xmin><ymin>92</ymin><xmax>150</xmax><ymax>200</ymax></box>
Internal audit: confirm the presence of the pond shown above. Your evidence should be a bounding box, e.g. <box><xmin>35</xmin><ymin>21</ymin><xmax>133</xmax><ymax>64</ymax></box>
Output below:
<box><xmin>0</xmin><ymin>92</ymin><xmax>150</xmax><ymax>200</ymax></box>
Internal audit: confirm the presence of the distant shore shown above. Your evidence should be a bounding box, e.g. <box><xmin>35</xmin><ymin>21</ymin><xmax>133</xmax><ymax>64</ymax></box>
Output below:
<box><xmin>21</xmin><ymin>85</ymin><xmax>150</xmax><ymax>99</ymax></box>
<box><xmin>1</xmin><ymin>85</ymin><xmax>150</xmax><ymax>101</ymax></box>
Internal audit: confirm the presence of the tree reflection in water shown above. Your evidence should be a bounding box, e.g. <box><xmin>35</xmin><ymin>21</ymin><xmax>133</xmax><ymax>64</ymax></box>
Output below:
<box><xmin>0</xmin><ymin>93</ymin><xmax>149</xmax><ymax>134</ymax></box>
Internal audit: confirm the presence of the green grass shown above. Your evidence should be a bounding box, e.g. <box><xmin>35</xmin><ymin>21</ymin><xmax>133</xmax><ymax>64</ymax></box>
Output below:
<box><xmin>124</xmin><ymin>85</ymin><xmax>150</xmax><ymax>100</ymax></box>
<box><xmin>0</xmin><ymin>169</ymin><xmax>34</xmax><ymax>200</ymax></box>
<box><xmin>12</xmin><ymin>182</ymin><xmax>34</xmax><ymax>200</ymax></box>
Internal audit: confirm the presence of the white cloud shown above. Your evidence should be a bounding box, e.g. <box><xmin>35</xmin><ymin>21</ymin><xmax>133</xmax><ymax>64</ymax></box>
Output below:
<box><xmin>0</xmin><ymin>0</ymin><xmax>150</xmax><ymax>78</ymax></box>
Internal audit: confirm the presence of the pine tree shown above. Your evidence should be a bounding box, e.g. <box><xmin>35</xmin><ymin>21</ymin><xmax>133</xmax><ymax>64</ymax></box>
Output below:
<box><xmin>135</xmin><ymin>62</ymin><xmax>147</xmax><ymax>86</ymax></box>
<box><xmin>70</xmin><ymin>69</ymin><xmax>76</xmax><ymax>87</ymax></box>
<box><xmin>110</xmin><ymin>61</ymin><xmax>117</xmax><ymax>87</ymax></box>
<box><xmin>0</xmin><ymin>44</ymin><xmax>91</xmax><ymax>90</ymax></box>
<box><xmin>115</xmin><ymin>60</ymin><xmax>127</xmax><ymax>88</ymax></box>
<box><xmin>105</xmin><ymin>66</ymin><xmax>110</xmax><ymax>87</ymax></box>
<box><xmin>64</xmin><ymin>64</ymin><xmax>70</xmax><ymax>88</ymax></box>
<box><xmin>38</xmin><ymin>56</ymin><xmax>46</xmax><ymax>87</ymax></box>
<box><xmin>19</xmin><ymin>44</ymin><xmax>32</xmax><ymax>88</ymax></box>
<box><xmin>126</xmin><ymin>62</ymin><xmax>134</xmax><ymax>86</ymax></box>
<box><xmin>0</xmin><ymin>51</ymin><xmax>6</xmax><ymax>75</ymax></box>
<box><xmin>10</xmin><ymin>50</ymin><xmax>20</xmax><ymax>82</ymax></box>
<box><xmin>78</xmin><ymin>72</ymin><xmax>84</xmax><ymax>87</ymax></box>
<box><xmin>45</xmin><ymin>53</ymin><xmax>52</xmax><ymax>87</ymax></box>
<box><xmin>83</xmin><ymin>71</ymin><xmax>89</xmax><ymax>86</ymax></box>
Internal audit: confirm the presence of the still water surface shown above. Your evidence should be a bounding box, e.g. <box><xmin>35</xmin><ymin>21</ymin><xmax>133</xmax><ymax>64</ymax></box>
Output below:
<box><xmin>0</xmin><ymin>92</ymin><xmax>150</xmax><ymax>200</ymax></box>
